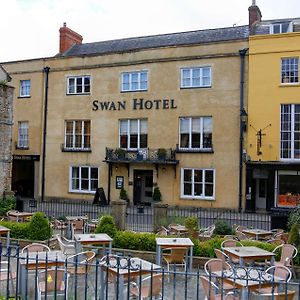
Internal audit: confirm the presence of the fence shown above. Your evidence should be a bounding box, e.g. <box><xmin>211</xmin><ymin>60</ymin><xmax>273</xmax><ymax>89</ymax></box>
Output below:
<box><xmin>21</xmin><ymin>198</ymin><xmax>271</xmax><ymax>232</ymax></box>
<box><xmin>0</xmin><ymin>244</ymin><xmax>299</xmax><ymax>300</ymax></box>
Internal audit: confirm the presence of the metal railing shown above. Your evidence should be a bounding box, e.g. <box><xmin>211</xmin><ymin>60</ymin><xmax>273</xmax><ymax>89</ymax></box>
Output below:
<box><xmin>0</xmin><ymin>244</ymin><xmax>298</xmax><ymax>300</ymax></box>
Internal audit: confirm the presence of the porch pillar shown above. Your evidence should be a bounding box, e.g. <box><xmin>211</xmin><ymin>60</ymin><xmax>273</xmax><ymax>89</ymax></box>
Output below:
<box><xmin>153</xmin><ymin>203</ymin><xmax>169</xmax><ymax>232</ymax></box>
<box><xmin>111</xmin><ymin>199</ymin><xmax>127</xmax><ymax>230</ymax></box>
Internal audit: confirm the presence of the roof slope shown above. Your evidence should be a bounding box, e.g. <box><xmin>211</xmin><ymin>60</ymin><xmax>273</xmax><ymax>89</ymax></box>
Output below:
<box><xmin>62</xmin><ymin>25</ymin><xmax>249</xmax><ymax>57</ymax></box>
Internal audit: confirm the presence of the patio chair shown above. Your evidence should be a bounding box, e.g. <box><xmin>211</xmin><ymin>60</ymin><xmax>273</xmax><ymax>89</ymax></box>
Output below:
<box><xmin>0</xmin><ymin>261</ymin><xmax>16</xmax><ymax>293</ymax></box>
<box><xmin>162</xmin><ymin>247</ymin><xmax>187</xmax><ymax>272</ymax></box>
<box><xmin>37</xmin><ymin>269</ymin><xmax>69</xmax><ymax>300</ymax></box>
<box><xmin>6</xmin><ymin>210</ymin><xmax>19</xmax><ymax>222</ymax></box>
<box><xmin>272</xmin><ymin>244</ymin><xmax>298</xmax><ymax>278</ymax></box>
<box><xmin>56</xmin><ymin>234</ymin><xmax>76</xmax><ymax>256</ymax></box>
<box><xmin>221</xmin><ymin>239</ymin><xmax>243</xmax><ymax>250</ymax></box>
<box><xmin>253</xmin><ymin>266</ymin><xmax>293</xmax><ymax>299</ymax></box>
<box><xmin>53</xmin><ymin>219</ymin><xmax>67</xmax><ymax>234</ymax></box>
<box><xmin>266</xmin><ymin>238</ymin><xmax>284</xmax><ymax>246</ymax></box>
<box><xmin>199</xmin><ymin>225</ymin><xmax>215</xmax><ymax>241</ymax></box>
<box><xmin>200</xmin><ymin>276</ymin><xmax>240</xmax><ymax>300</ymax></box>
<box><xmin>21</xmin><ymin>243</ymin><xmax>51</xmax><ymax>253</ymax></box>
<box><xmin>156</xmin><ymin>226</ymin><xmax>170</xmax><ymax>236</ymax></box>
<box><xmin>204</xmin><ymin>258</ymin><xmax>235</xmax><ymax>291</ymax></box>
<box><xmin>129</xmin><ymin>273</ymin><xmax>163</xmax><ymax>299</ymax></box>
<box><xmin>235</xmin><ymin>225</ymin><xmax>247</xmax><ymax>232</ymax></box>
<box><xmin>214</xmin><ymin>249</ymin><xmax>230</xmax><ymax>268</ymax></box>
<box><xmin>235</xmin><ymin>231</ymin><xmax>249</xmax><ymax>241</ymax></box>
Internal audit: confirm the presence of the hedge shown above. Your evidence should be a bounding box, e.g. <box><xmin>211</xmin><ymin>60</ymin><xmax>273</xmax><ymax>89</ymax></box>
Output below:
<box><xmin>0</xmin><ymin>212</ymin><xmax>52</xmax><ymax>241</ymax></box>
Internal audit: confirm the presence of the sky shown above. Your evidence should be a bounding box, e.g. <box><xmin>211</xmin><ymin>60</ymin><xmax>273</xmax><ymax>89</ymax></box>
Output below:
<box><xmin>1</xmin><ymin>0</ymin><xmax>300</xmax><ymax>62</ymax></box>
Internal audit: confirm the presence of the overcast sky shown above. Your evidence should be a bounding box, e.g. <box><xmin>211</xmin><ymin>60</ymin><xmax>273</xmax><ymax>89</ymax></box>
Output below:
<box><xmin>1</xmin><ymin>0</ymin><xmax>300</xmax><ymax>62</ymax></box>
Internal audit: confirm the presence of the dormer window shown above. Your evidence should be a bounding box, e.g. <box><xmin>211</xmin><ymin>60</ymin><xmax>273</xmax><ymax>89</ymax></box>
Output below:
<box><xmin>270</xmin><ymin>22</ymin><xmax>292</xmax><ymax>34</ymax></box>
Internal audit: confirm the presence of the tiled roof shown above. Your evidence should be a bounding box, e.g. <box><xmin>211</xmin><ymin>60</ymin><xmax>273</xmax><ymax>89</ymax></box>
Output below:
<box><xmin>62</xmin><ymin>25</ymin><xmax>249</xmax><ymax>57</ymax></box>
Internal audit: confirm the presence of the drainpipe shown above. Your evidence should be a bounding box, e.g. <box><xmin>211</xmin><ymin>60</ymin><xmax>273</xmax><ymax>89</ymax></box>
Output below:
<box><xmin>41</xmin><ymin>67</ymin><xmax>50</xmax><ymax>202</ymax></box>
<box><xmin>238</xmin><ymin>49</ymin><xmax>248</xmax><ymax>212</ymax></box>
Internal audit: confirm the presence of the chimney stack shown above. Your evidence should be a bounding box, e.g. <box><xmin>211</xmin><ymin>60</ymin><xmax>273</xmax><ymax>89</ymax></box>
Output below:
<box><xmin>248</xmin><ymin>1</ymin><xmax>262</xmax><ymax>29</ymax></box>
<box><xmin>59</xmin><ymin>22</ymin><xmax>83</xmax><ymax>54</ymax></box>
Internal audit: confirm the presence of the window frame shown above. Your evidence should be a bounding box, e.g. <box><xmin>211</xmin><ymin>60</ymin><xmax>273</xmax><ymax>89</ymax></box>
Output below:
<box><xmin>180</xmin><ymin>168</ymin><xmax>215</xmax><ymax>200</ymax></box>
<box><xmin>178</xmin><ymin>116</ymin><xmax>213</xmax><ymax>151</ymax></box>
<box><xmin>280</xmin><ymin>104</ymin><xmax>300</xmax><ymax>160</ymax></box>
<box><xmin>67</xmin><ymin>75</ymin><xmax>91</xmax><ymax>95</ymax></box>
<box><xmin>270</xmin><ymin>22</ymin><xmax>292</xmax><ymax>34</ymax></box>
<box><xmin>119</xmin><ymin>119</ymin><xmax>148</xmax><ymax>150</ymax></box>
<box><xmin>121</xmin><ymin>71</ymin><xmax>148</xmax><ymax>92</ymax></box>
<box><xmin>17</xmin><ymin>121</ymin><xmax>29</xmax><ymax>149</ymax></box>
<box><xmin>180</xmin><ymin>66</ymin><xmax>212</xmax><ymax>88</ymax></box>
<box><xmin>69</xmin><ymin>165</ymin><xmax>99</xmax><ymax>193</ymax></box>
<box><xmin>281</xmin><ymin>57</ymin><xmax>299</xmax><ymax>84</ymax></box>
<box><xmin>20</xmin><ymin>80</ymin><xmax>31</xmax><ymax>97</ymax></box>
<box><xmin>64</xmin><ymin>120</ymin><xmax>91</xmax><ymax>150</ymax></box>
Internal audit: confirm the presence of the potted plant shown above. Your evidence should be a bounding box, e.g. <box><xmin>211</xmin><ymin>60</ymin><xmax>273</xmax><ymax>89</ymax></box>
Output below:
<box><xmin>157</xmin><ymin>148</ymin><xmax>167</xmax><ymax>160</ymax></box>
<box><xmin>115</xmin><ymin>148</ymin><xmax>126</xmax><ymax>159</ymax></box>
<box><xmin>153</xmin><ymin>187</ymin><xmax>162</xmax><ymax>202</ymax></box>
<box><xmin>184</xmin><ymin>216</ymin><xmax>199</xmax><ymax>239</ymax></box>
<box><xmin>119</xmin><ymin>188</ymin><xmax>129</xmax><ymax>202</ymax></box>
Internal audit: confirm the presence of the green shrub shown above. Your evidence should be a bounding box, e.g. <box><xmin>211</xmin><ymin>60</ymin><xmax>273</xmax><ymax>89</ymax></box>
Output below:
<box><xmin>0</xmin><ymin>196</ymin><xmax>16</xmax><ymax>216</ymax></box>
<box><xmin>288</xmin><ymin>223</ymin><xmax>300</xmax><ymax>247</ymax></box>
<box><xmin>152</xmin><ymin>187</ymin><xmax>162</xmax><ymax>201</ymax></box>
<box><xmin>213</xmin><ymin>220</ymin><xmax>234</xmax><ymax>235</ymax></box>
<box><xmin>119</xmin><ymin>188</ymin><xmax>129</xmax><ymax>201</ymax></box>
<box><xmin>113</xmin><ymin>231</ymin><xmax>156</xmax><ymax>252</ymax></box>
<box><xmin>0</xmin><ymin>221</ymin><xmax>30</xmax><ymax>239</ymax></box>
<box><xmin>184</xmin><ymin>217</ymin><xmax>199</xmax><ymax>231</ymax></box>
<box><xmin>95</xmin><ymin>215</ymin><xmax>117</xmax><ymax>238</ymax></box>
<box><xmin>287</xmin><ymin>206</ymin><xmax>300</xmax><ymax>230</ymax></box>
<box><xmin>28</xmin><ymin>212</ymin><xmax>52</xmax><ymax>241</ymax></box>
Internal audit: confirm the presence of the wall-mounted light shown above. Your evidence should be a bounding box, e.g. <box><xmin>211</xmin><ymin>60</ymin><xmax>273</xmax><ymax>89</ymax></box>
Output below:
<box><xmin>240</xmin><ymin>108</ymin><xmax>248</xmax><ymax>132</ymax></box>
<box><xmin>162</xmin><ymin>167</ymin><xmax>166</xmax><ymax>173</ymax></box>
<box><xmin>115</xmin><ymin>166</ymin><xmax>118</xmax><ymax>171</ymax></box>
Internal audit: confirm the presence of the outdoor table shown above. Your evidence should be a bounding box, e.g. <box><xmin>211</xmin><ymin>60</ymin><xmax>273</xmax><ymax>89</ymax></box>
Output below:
<box><xmin>18</xmin><ymin>250</ymin><xmax>65</xmax><ymax>298</ymax></box>
<box><xmin>242</xmin><ymin>229</ymin><xmax>273</xmax><ymax>240</ymax></box>
<box><xmin>65</xmin><ymin>215</ymin><xmax>88</xmax><ymax>238</ymax></box>
<box><xmin>223</xmin><ymin>246</ymin><xmax>275</xmax><ymax>267</ymax></box>
<box><xmin>214</xmin><ymin>267</ymin><xmax>282</xmax><ymax>300</ymax></box>
<box><xmin>7</xmin><ymin>211</ymin><xmax>33</xmax><ymax>222</ymax></box>
<box><xmin>100</xmin><ymin>256</ymin><xmax>161</xmax><ymax>300</ymax></box>
<box><xmin>0</xmin><ymin>225</ymin><xmax>10</xmax><ymax>248</ymax></box>
<box><xmin>74</xmin><ymin>233</ymin><xmax>112</xmax><ymax>255</ymax></box>
<box><xmin>155</xmin><ymin>237</ymin><xmax>194</xmax><ymax>271</ymax></box>
<box><xmin>169</xmin><ymin>224</ymin><xmax>188</xmax><ymax>235</ymax></box>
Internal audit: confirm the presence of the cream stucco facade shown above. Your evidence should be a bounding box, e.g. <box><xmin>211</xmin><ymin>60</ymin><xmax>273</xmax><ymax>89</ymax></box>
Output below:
<box><xmin>2</xmin><ymin>25</ymin><xmax>248</xmax><ymax>209</ymax></box>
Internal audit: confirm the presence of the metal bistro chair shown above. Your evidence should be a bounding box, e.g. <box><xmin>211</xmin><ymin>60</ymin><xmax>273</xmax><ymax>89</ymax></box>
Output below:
<box><xmin>37</xmin><ymin>269</ymin><xmax>69</xmax><ymax>300</ymax></box>
<box><xmin>221</xmin><ymin>239</ymin><xmax>243</xmax><ymax>250</ymax></box>
<box><xmin>129</xmin><ymin>273</ymin><xmax>163</xmax><ymax>300</ymax></box>
<box><xmin>162</xmin><ymin>247</ymin><xmax>187</xmax><ymax>273</ymax></box>
<box><xmin>204</xmin><ymin>258</ymin><xmax>236</xmax><ymax>292</ymax></box>
<box><xmin>21</xmin><ymin>243</ymin><xmax>51</xmax><ymax>253</ymax></box>
<box><xmin>56</xmin><ymin>234</ymin><xmax>76</xmax><ymax>257</ymax></box>
<box><xmin>200</xmin><ymin>276</ymin><xmax>240</xmax><ymax>300</ymax></box>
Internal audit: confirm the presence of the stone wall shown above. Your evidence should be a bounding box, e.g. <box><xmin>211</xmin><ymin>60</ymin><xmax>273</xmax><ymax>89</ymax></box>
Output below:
<box><xmin>0</xmin><ymin>84</ymin><xmax>14</xmax><ymax>195</ymax></box>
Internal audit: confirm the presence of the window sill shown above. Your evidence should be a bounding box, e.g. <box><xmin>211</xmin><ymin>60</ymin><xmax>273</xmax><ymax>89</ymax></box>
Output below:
<box><xmin>279</xmin><ymin>83</ymin><xmax>299</xmax><ymax>87</ymax></box>
<box><xmin>62</xmin><ymin>148</ymin><xmax>91</xmax><ymax>153</ymax></box>
<box><xmin>18</xmin><ymin>96</ymin><xmax>31</xmax><ymax>99</ymax></box>
<box><xmin>15</xmin><ymin>146</ymin><xmax>29</xmax><ymax>150</ymax></box>
<box><xmin>176</xmin><ymin>148</ymin><xmax>214</xmax><ymax>153</ymax></box>
<box><xmin>69</xmin><ymin>190</ymin><xmax>95</xmax><ymax>194</ymax></box>
<box><xmin>120</xmin><ymin>89</ymin><xmax>148</xmax><ymax>93</ymax></box>
<box><xmin>66</xmin><ymin>93</ymin><xmax>90</xmax><ymax>96</ymax></box>
<box><xmin>180</xmin><ymin>86</ymin><xmax>212</xmax><ymax>90</ymax></box>
<box><xmin>180</xmin><ymin>196</ymin><xmax>215</xmax><ymax>201</ymax></box>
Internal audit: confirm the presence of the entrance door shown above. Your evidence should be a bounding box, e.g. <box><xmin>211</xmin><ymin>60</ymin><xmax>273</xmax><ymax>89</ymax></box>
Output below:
<box><xmin>133</xmin><ymin>170</ymin><xmax>153</xmax><ymax>205</ymax></box>
<box><xmin>255</xmin><ymin>179</ymin><xmax>267</xmax><ymax>210</ymax></box>
<box><xmin>12</xmin><ymin>160</ymin><xmax>35</xmax><ymax>197</ymax></box>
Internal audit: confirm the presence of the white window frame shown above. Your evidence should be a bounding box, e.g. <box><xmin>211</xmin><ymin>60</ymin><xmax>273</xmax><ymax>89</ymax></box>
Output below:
<box><xmin>18</xmin><ymin>121</ymin><xmax>29</xmax><ymax>148</ymax></box>
<box><xmin>20</xmin><ymin>80</ymin><xmax>31</xmax><ymax>97</ymax></box>
<box><xmin>180</xmin><ymin>168</ymin><xmax>215</xmax><ymax>200</ymax></box>
<box><xmin>281</xmin><ymin>57</ymin><xmax>299</xmax><ymax>84</ymax></box>
<box><xmin>280</xmin><ymin>104</ymin><xmax>300</xmax><ymax>160</ymax></box>
<box><xmin>121</xmin><ymin>71</ymin><xmax>148</xmax><ymax>92</ymax></box>
<box><xmin>119</xmin><ymin>119</ymin><xmax>148</xmax><ymax>149</ymax></box>
<box><xmin>67</xmin><ymin>75</ymin><xmax>91</xmax><ymax>95</ymax></box>
<box><xmin>270</xmin><ymin>22</ymin><xmax>292</xmax><ymax>34</ymax></box>
<box><xmin>180</xmin><ymin>66</ymin><xmax>212</xmax><ymax>88</ymax></box>
<box><xmin>64</xmin><ymin>120</ymin><xmax>91</xmax><ymax>150</ymax></box>
<box><xmin>69</xmin><ymin>166</ymin><xmax>99</xmax><ymax>193</ymax></box>
<box><xmin>179</xmin><ymin>116</ymin><xmax>212</xmax><ymax>150</ymax></box>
